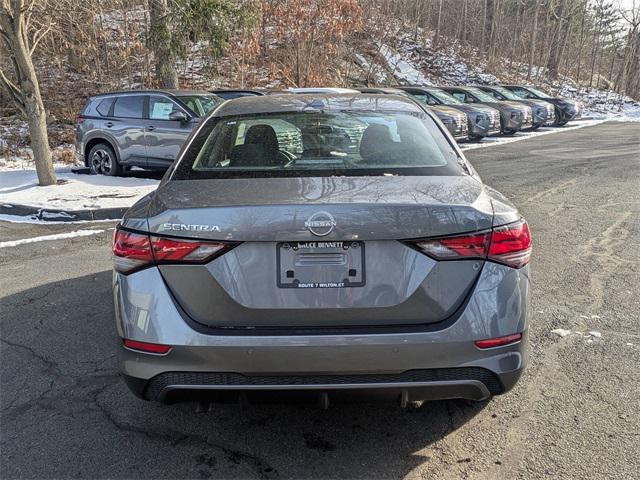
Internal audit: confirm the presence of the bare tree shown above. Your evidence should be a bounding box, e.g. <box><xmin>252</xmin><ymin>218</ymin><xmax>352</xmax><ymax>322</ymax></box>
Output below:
<box><xmin>148</xmin><ymin>0</ymin><xmax>178</xmax><ymax>88</ymax></box>
<box><xmin>0</xmin><ymin>0</ymin><xmax>56</xmax><ymax>186</ymax></box>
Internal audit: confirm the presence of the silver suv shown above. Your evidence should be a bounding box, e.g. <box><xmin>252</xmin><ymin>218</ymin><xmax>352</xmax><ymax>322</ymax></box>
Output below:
<box><xmin>75</xmin><ymin>90</ymin><xmax>222</xmax><ymax>175</ymax></box>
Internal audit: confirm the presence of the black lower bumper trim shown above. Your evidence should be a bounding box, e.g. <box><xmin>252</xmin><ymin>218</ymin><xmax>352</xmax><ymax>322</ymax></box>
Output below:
<box><xmin>142</xmin><ymin>367</ymin><xmax>504</xmax><ymax>402</ymax></box>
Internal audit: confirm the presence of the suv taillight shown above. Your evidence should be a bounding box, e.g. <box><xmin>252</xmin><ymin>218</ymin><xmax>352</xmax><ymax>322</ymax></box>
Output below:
<box><xmin>76</xmin><ymin>115</ymin><xmax>85</xmax><ymax>124</ymax></box>
<box><xmin>408</xmin><ymin>219</ymin><xmax>532</xmax><ymax>269</ymax></box>
<box><xmin>112</xmin><ymin>228</ymin><xmax>236</xmax><ymax>274</ymax></box>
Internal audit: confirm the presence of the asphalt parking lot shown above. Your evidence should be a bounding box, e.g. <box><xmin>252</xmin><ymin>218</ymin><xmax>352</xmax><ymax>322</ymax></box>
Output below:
<box><xmin>1</xmin><ymin>121</ymin><xmax>639</xmax><ymax>479</ymax></box>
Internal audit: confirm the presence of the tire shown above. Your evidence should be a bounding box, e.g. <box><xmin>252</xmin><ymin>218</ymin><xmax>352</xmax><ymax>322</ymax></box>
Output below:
<box><xmin>468</xmin><ymin>134</ymin><xmax>485</xmax><ymax>142</ymax></box>
<box><xmin>530</xmin><ymin>124</ymin><xmax>541</xmax><ymax>131</ymax></box>
<box><xmin>88</xmin><ymin>143</ymin><xmax>122</xmax><ymax>176</ymax></box>
<box><xmin>554</xmin><ymin>120</ymin><xmax>568</xmax><ymax>127</ymax></box>
<box><xmin>502</xmin><ymin>128</ymin><xmax>517</xmax><ymax>135</ymax></box>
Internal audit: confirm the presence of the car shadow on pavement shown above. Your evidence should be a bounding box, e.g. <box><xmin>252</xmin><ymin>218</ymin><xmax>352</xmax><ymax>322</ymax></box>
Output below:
<box><xmin>1</xmin><ymin>271</ymin><xmax>488</xmax><ymax>479</ymax></box>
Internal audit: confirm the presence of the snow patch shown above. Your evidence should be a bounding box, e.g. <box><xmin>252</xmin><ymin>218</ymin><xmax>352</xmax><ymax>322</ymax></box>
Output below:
<box><xmin>460</xmin><ymin>120</ymin><xmax>606</xmax><ymax>151</ymax></box>
<box><xmin>0</xmin><ymin>229</ymin><xmax>104</xmax><ymax>248</ymax></box>
<box><xmin>379</xmin><ymin>44</ymin><xmax>431</xmax><ymax>85</ymax></box>
<box><xmin>0</xmin><ymin>214</ymin><xmax>117</xmax><ymax>225</ymax></box>
<box><xmin>0</xmin><ymin>169</ymin><xmax>158</xmax><ymax>211</ymax></box>
<box><xmin>551</xmin><ymin>329</ymin><xmax>572</xmax><ymax>338</ymax></box>
<box><xmin>588</xmin><ymin>331</ymin><xmax>602</xmax><ymax>338</ymax></box>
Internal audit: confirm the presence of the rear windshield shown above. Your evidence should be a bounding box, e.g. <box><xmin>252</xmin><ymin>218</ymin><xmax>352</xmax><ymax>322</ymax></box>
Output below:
<box><xmin>172</xmin><ymin>110</ymin><xmax>465</xmax><ymax>179</ymax></box>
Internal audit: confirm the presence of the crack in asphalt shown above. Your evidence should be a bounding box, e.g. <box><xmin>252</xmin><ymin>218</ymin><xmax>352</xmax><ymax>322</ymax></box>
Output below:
<box><xmin>0</xmin><ymin>337</ymin><xmax>277</xmax><ymax>478</ymax></box>
<box><xmin>92</xmin><ymin>391</ymin><xmax>278</xmax><ymax>479</ymax></box>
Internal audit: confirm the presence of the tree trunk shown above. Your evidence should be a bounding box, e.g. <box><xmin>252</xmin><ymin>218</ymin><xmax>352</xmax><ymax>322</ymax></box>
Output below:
<box><xmin>149</xmin><ymin>0</ymin><xmax>178</xmax><ymax>89</ymax></box>
<box><xmin>575</xmin><ymin>0</ymin><xmax>588</xmax><ymax>84</ymax></box>
<box><xmin>0</xmin><ymin>0</ymin><xmax>56</xmax><ymax>186</ymax></box>
<box><xmin>527</xmin><ymin>1</ymin><xmax>541</xmax><ymax>81</ymax></box>
<box><xmin>434</xmin><ymin>0</ymin><xmax>443</xmax><ymax>47</ymax></box>
<box><xmin>547</xmin><ymin>0</ymin><xmax>568</xmax><ymax>79</ymax></box>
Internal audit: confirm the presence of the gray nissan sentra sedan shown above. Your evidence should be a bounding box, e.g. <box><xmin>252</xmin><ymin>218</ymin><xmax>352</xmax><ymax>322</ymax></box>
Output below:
<box><xmin>113</xmin><ymin>93</ymin><xmax>531</xmax><ymax>405</ymax></box>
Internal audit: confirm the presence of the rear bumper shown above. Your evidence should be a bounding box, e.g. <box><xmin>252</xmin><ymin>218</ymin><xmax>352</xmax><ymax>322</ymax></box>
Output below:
<box><xmin>114</xmin><ymin>262</ymin><xmax>530</xmax><ymax>402</ymax></box>
<box><xmin>123</xmin><ymin>363</ymin><xmax>525</xmax><ymax>403</ymax></box>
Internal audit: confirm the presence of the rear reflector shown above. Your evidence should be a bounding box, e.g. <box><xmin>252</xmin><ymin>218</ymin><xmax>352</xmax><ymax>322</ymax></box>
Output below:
<box><xmin>123</xmin><ymin>339</ymin><xmax>172</xmax><ymax>354</ymax></box>
<box><xmin>408</xmin><ymin>218</ymin><xmax>532</xmax><ymax>269</ymax></box>
<box><xmin>112</xmin><ymin>228</ymin><xmax>236</xmax><ymax>274</ymax></box>
<box><xmin>475</xmin><ymin>333</ymin><xmax>522</xmax><ymax>349</ymax></box>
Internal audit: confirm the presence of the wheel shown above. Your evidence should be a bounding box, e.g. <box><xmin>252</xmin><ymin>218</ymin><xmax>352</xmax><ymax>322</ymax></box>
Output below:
<box><xmin>88</xmin><ymin>143</ymin><xmax>122</xmax><ymax>176</ymax></box>
<box><xmin>468</xmin><ymin>134</ymin><xmax>485</xmax><ymax>142</ymax></box>
<box><xmin>530</xmin><ymin>124</ymin><xmax>541</xmax><ymax>130</ymax></box>
<box><xmin>502</xmin><ymin>128</ymin><xmax>517</xmax><ymax>135</ymax></box>
<box><xmin>554</xmin><ymin>120</ymin><xmax>568</xmax><ymax>127</ymax></box>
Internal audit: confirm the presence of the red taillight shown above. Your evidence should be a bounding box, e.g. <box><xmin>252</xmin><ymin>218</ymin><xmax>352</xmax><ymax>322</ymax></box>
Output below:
<box><xmin>112</xmin><ymin>228</ymin><xmax>234</xmax><ymax>274</ymax></box>
<box><xmin>123</xmin><ymin>339</ymin><xmax>172</xmax><ymax>354</ymax></box>
<box><xmin>409</xmin><ymin>219</ymin><xmax>532</xmax><ymax>269</ymax></box>
<box><xmin>488</xmin><ymin>219</ymin><xmax>532</xmax><ymax>268</ymax></box>
<box><xmin>413</xmin><ymin>232</ymin><xmax>490</xmax><ymax>260</ymax></box>
<box><xmin>77</xmin><ymin>115</ymin><xmax>85</xmax><ymax>124</ymax></box>
<box><xmin>112</xmin><ymin>229</ymin><xmax>153</xmax><ymax>273</ymax></box>
<box><xmin>475</xmin><ymin>333</ymin><xmax>522</xmax><ymax>349</ymax></box>
<box><xmin>151</xmin><ymin>236</ymin><xmax>226</xmax><ymax>263</ymax></box>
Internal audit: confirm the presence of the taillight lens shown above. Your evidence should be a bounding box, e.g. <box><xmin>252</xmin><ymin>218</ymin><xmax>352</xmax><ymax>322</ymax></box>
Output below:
<box><xmin>413</xmin><ymin>232</ymin><xmax>490</xmax><ymax>260</ymax></box>
<box><xmin>488</xmin><ymin>219</ymin><xmax>532</xmax><ymax>268</ymax></box>
<box><xmin>77</xmin><ymin>115</ymin><xmax>85</xmax><ymax>124</ymax></box>
<box><xmin>112</xmin><ymin>228</ymin><xmax>235</xmax><ymax>274</ymax></box>
<box><xmin>408</xmin><ymin>219</ymin><xmax>532</xmax><ymax>269</ymax></box>
<box><xmin>151</xmin><ymin>236</ymin><xmax>226</xmax><ymax>263</ymax></box>
<box><xmin>112</xmin><ymin>229</ymin><xmax>153</xmax><ymax>273</ymax></box>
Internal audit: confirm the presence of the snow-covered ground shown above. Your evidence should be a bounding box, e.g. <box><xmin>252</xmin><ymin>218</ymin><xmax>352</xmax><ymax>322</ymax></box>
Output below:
<box><xmin>459</xmin><ymin>119</ymin><xmax>608</xmax><ymax>151</ymax></box>
<box><xmin>0</xmin><ymin>168</ymin><xmax>158</xmax><ymax>211</ymax></box>
<box><xmin>0</xmin><ymin>229</ymin><xmax>105</xmax><ymax>248</ymax></box>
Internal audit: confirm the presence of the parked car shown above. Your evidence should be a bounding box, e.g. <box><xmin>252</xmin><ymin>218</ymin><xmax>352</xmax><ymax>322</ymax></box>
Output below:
<box><xmin>440</xmin><ymin>86</ymin><xmax>533</xmax><ymax>134</ymax></box>
<box><xmin>76</xmin><ymin>90</ymin><xmax>223</xmax><ymax>175</ymax></box>
<box><xmin>500</xmin><ymin>85</ymin><xmax>582</xmax><ymax>126</ymax></box>
<box><xmin>357</xmin><ymin>87</ymin><xmax>469</xmax><ymax>141</ymax></box>
<box><xmin>473</xmin><ymin>85</ymin><xmax>555</xmax><ymax>129</ymax></box>
<box><xmin>113</xmin><ymin>93</ymin><xmax>531</xmax><ymax>404</ymax></box>
<box><xmin>399</xmin><ymin>86</ymin><xmax>501</xmax><ymax>140</ymax></box>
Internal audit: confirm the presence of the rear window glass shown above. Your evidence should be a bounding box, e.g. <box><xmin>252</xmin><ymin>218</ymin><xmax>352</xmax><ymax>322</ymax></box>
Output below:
<box><xmin>96</xmin><ymin>98</ymin><xmax>114</xmax><ymax>116</ymax></box>
<box><xmin>113</xmin><ymin>95</ymin><xmax>145</xmax><ymax>118</ymax></box>
<box><xmin>172</xmin><ymin>110</ymin><xmax>464</xmax><ymax>180</ymax></box>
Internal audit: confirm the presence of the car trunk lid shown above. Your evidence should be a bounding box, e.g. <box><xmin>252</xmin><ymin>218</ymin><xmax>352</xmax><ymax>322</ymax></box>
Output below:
<box><xmin>146</xmin><ymin>176</ymin><xmax>494</xmax><ymax>329</ymax></box>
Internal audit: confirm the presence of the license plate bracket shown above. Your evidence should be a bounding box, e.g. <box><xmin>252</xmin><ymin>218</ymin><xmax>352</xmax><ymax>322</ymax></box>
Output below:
<box><xmin>276</xmin><ymin>241</ymin><xmax>365</xmax><ymax>289</ymax></box>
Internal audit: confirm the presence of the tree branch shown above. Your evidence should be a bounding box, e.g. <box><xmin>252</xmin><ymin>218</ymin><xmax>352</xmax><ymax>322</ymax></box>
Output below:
<box><xmin>29</xmin><ymin>20</ymin><xmax>52</xmax><ymax>55</ymax></box>
<box><xmin>0</xmin><ymin>67</ymin><xmax>27</xmax><ymax>115</ymax></box>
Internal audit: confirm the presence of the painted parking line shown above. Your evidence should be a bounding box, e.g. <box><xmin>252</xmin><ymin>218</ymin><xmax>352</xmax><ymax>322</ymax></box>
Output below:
<box><xmin>0</xmin><ymin>229</ymin><xmax>104</xmax><ymax>248</ymax></box>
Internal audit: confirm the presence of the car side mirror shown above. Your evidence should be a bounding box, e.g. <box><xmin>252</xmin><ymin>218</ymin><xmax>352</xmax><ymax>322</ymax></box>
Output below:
<box><xmin>169</xmin><ymin>111</ymin><xmax>189</xmax><ymax>122</ymax></box>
